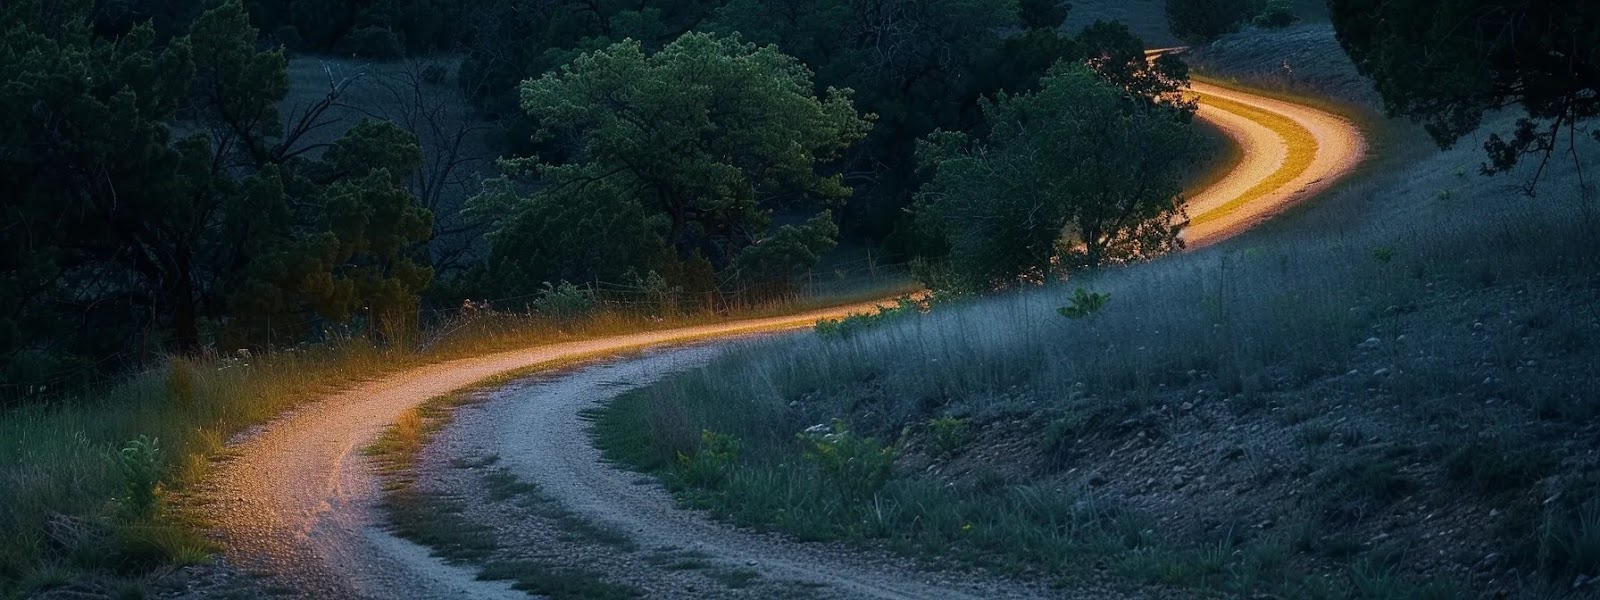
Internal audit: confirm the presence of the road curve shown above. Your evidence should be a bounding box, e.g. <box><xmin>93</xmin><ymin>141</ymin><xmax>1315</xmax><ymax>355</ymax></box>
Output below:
<box><xmin>196</xmin><ymin>65</ymin><xmax>1367</xmax><ymax>598</ymax></box>
<box><xmin>196</xmin><ymin>302</ymin><xmax>894</xmax><ymax>599</ymax></box>
<box><xmin>457</xmin><ymin>344</ymin><xmax>1048</xmax><ymax>599</ymax></box>
<box><xmin>1166</xmin><ymin>57</ymin><xmax>1369</xmax><ymax>246</ymax></box>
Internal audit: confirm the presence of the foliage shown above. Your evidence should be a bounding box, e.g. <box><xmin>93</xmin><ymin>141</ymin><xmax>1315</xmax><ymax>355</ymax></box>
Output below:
<box><xmin>472</xmin><ymin>33</ymin><xmax>869</xmax><ymax>300</ymax></box>
<box><xmin>1328</xmin><ymin>0</ymin><xmax>1599</xmax><ymax>181</ymax></box>
<box><xmin>531</xmin><ymin>282</ymin><xmax>596</xmax><ymax>321</ymax></box>
<box><xmin>727</xmin><ymin>212</ymin><xmax>841</xmax><ymax>298</ymax></box>
<box><xmin>0</xmin><ymin>0</ymin><xmax>433</xmax><ymax>384</ymax></box>
<box><xmin>111</xmin><ymin>436</ymin><xmax>165</xmax><ymax>520</ymax></box>
<box><xmin>927</xmin><ymin>416</ymin><xmax>970</xmax><ymax>458</ymax></box>
<box><xmin>674</xmin><ymin>430</ymin><xmax>742</xmax><ymax>489</ymax></box>
<box><xmin>916</xmin><ymin>65</ymin><xmax>1199</xmax><ymax>290</ymax></box>
<box><xmin>467</xmin><ymin>173</ymin><xmax>668</xmax><ymax>299</ymax></box>
<box><xmin>713</xmin><ymin>0</ymin><xmax>1075</xmax><ymax>243</ymax></box>
<box><xmin>1165</xmin><ymin>0</ymin><xmax>1257</xmax><ymax>43</ymax></box>
<box><xmin>1057</xmin><ymin>288</ymin><xmax>1112</xmax><ymax>319</ymax></box>
<box><xmin>798</xmin><ymin>420</ymin><xmax>898</xmax><ymax>499</ymax></box>
<box><xmin>458</xmin><ymin>0</ymin><xmax>725</xmax><ymax>113</ymax></box>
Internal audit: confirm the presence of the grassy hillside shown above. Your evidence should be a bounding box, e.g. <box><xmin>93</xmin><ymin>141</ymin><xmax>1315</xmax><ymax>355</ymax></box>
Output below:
<box><xmin>593</xmin><ymin>41</ymin><xmax>1600</xmax><ymax>599</ymax></box>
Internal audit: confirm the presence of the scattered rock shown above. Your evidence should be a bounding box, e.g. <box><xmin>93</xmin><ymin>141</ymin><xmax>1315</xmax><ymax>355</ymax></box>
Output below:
<box><xmin>1358</xmin><ymin>337</ymin><xmax>1382</xmax><ymax>350</ymax></box>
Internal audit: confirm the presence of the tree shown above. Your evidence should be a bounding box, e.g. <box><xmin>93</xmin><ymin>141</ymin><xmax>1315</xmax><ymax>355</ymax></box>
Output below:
<box><xmin>469</xmin><ymin>32</ymin><xmax>870</xmax><ymax>298</ymax></box>
<box><xmin>1328</xmin><ymin>0</ymin><xmax>1598</xmax><ymax>189</ymax></box>
<box><xmin>1</xmin><ymin>0</ymin><xmax>434</xmax><ymax>387</ymax></box>
<box><xmin>1166</xmin><ymin>0</ymin><xmax>1256</xmax><ymax>43</ymax></box>
<box><xmin>916</xmin><ymin>65</ymin><xmax>1200</xmax><ymax>290</ymax></box>
<box><xmin>457</xmin><ymin>0</ymin><xmax>725</xmax><ymax>117</ymax></box>
<box><xmin>713</xmin><ymin>0</ymin><xmax>1070</xmax><ymax>242</ymax></box>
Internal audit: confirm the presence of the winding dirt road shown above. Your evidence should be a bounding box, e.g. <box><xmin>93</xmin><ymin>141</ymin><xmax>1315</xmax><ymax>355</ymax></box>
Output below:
<box><xmin>196</xmin><ymin>67</ymin><xmax>1367</xmax><ymax>598</ymax></box>
<box><xmin>1179</xmin><ymin>75</ymin><xmax>1368</xmax><ymax>245</ymax></box>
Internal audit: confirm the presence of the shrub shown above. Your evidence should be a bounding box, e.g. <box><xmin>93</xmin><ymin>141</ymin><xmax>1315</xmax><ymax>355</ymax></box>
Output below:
<box><xmin>928</xmin><ymin>416</ymin><xmax>970</xmax><ymax>458</ymax></box>
<box><xmin>111</xmin><ymin>436</ymin><xmax>165</xmax><ymax>520</ymax></box>
<box><xmin>1251</xmin><ymin>0</ymin><xmax>1299</xmax><ymax>28</ymax></box>
<box><xmin>1057</xmin><ymin>287</ymin><xmax>1111</xmax><ymax>319</ymax></box>
<box><xmin>532</xmin><ymin>281</ymin><xmax>595</xmax><ymax>321</ymax></box>
<box><xmin>799</xmin><ymin>420</ymin><xmax>898</xmax><ymax>499</ymax></box>
<box><xmin>673</xmin><ymin>430</ymin><xmax>740</xmax><ymax>489</ymax></box>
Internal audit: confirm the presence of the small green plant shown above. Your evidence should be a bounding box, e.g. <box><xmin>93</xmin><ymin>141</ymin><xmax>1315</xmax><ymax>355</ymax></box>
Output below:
<box><xmin>1057</xmin><ymin>287</ymin><xmax>1110</xmax><ymax>319</ymax></box>
<box><xmin>927</xmin><ymin>416</ymin><xmax>970</xmax><ymax>458</ymax></box>
<box><xmin>1372</xmin><ymin>247</ymin><xmax>1395</xmax><ymax>263</ymax></box>
<box><xmin>111</xmin><ymin>436</ymin><xmax>165</xmax><ymax>520</ymax></box>
<box><xmin>673</xmin><ymin>430</ymin><xmax>741</xmax><ymax>489</ymax></box>
<box><xmin>798</xmin><ymin>420</ymin><xmax>897</xmax><ymax>499</ymax></box>
<box><xmin>1436</xmin><ymin>189</ymin><xmax>1453</xmax><ymax>200</ymax></box>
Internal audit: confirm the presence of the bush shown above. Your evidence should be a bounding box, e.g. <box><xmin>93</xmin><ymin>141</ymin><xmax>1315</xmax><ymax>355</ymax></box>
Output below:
<box><xmin>532</xmin><ymin>281</ymin><xmax>595</xmax><ymax>321</ymax></box>
<box><xmin>111</xmin><ymin>436</ymin><xmax>165</xmax><ymax>520</ymax></box>
<box><xmin>799</xmin><ymin>420</ymin><xmax>898</xmax><ymax>499</ymax></box>
<box><xmin>1252</xmin><ymin>0</ymin><xmax>1300</xmax><ymax>28</ymax></box>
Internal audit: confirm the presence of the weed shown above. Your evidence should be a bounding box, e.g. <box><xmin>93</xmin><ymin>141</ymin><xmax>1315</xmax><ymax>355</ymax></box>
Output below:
<box><xmin>673</xmin><ymin>430</ymin><xmax>741</xmax><ymax>490</ymax></box>
<box><xmin>799</xmin><ymin>421</ymin><xmax>897</xmax><ymax>499</ymax></box>
<box><xmin>111</xmin><ymin>436</ymin><xmax>165</xmax><ymax>520</ymax></box>
<box><xmin>1057</xmin><ymin>288</ymin><xmax>1111</xmax><ymax>319</ymax></box>
<box><xmin>927</xmin><ymin>416</ymin><xmax>971</xmax><ymax>458</ymax></box>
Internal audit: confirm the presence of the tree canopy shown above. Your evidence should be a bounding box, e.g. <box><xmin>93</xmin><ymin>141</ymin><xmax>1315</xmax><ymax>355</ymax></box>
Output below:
<box><xmin>1</xmin><ymin>0</ymin><xmax>432</xmax><ymax>385</ymax></box>
<box><xmin>916</xmin><ymin>65</ymin><xmax>1200</xmax><ymax>290</ymax></box>
<box><xmin>1329</xmin><ymin>0</ymin><xmax>1598</xmax><ymax>184</ymax></box>
<box><xmin>467</xmin><ymin>33</ymin><xmax>870</xmax><ymax>300</ymax></box>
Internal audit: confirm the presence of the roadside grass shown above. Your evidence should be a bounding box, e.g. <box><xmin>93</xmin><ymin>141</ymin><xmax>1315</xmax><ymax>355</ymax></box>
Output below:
<box><xmin>591</xmin><ymin>108</ymin><xmax>1600</xmax><ymax>598</ymax></box>
<box><xmin>0</xmin><ymin>273</ymin><xmax>913</xmax><ymax>598</ymax></box>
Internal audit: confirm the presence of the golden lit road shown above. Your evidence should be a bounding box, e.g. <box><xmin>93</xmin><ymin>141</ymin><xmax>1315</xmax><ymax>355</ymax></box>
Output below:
<box><xmin>1157</xmin><ymin>53</ymin><xmax>1368</xmax><ymax>246</ymax></box>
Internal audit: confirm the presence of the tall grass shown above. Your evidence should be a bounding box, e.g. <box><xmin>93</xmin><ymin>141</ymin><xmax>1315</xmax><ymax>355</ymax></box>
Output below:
<box><xmin>0</xmin><ymin>271</ymin><xmax>914</xmax><ymax>597</ymax></box>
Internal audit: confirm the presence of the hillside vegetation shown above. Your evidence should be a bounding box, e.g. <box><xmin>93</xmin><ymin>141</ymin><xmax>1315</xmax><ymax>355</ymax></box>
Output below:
<box><xmin>595</xmin><ymin>41</ymin><xmax>1600</xmax><ymax>598</ymax></box>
